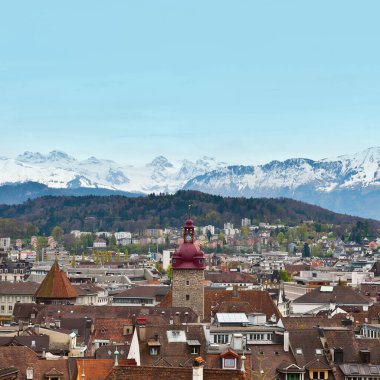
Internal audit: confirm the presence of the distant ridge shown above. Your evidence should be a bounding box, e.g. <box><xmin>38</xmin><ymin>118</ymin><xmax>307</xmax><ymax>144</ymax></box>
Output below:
<box><xmin>1</xmin><ymin>148</ymin><xmax>380</xmax><ymax>218</ymax></box>
<box><xmin>0</xmin><ymin>182</ymin><xmax>143</xmax><ymax>204</ymax></box>
<box><xmin>0</xmin><ymin>190</ymin><xmax>376</xmax><ymax>235</ymax></box>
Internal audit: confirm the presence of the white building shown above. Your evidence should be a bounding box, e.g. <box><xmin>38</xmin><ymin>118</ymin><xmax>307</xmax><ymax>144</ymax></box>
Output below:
<box><xmin>0</xmin><ymin>237</ymin><xmax>11</xmax><ymax>250</ymax></box>
<box><xmin>162</xmin><ymin>249</ymin><xmax>175</xmax><ymax>271</ymax></box>
<box><xmin>202</xmin><ymin>225</ymin><xmax>215</xmax><ymax>235</ymax></box>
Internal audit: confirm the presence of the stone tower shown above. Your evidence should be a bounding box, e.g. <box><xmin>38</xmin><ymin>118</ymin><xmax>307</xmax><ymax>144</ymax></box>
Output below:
<box><xmin>35</xmin><ymin>260</ymin><xmax>78</xmax><ymax>304</ymax></box>
<box><xmin>171</xmin><ymin>218</ymin><xmax>205</xmax><ymax>321</ymax></box>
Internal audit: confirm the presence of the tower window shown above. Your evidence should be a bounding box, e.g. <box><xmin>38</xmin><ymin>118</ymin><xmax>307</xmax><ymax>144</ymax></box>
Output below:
<box><xmin>186</xmin><ymin>295</ymin><xmax>190</xmax><ymax>301</ymax></box>
<box><xmin>186</xmin><ymin>280</ymin><xmax>190</xmax><ymax>285</ymax></box>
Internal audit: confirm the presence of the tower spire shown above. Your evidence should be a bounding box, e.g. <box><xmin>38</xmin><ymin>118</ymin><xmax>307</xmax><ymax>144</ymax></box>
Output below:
<box><xmin>188</xmin><ymin>204</ymin><xmax>192</xmax><ymax>219</ymax></box>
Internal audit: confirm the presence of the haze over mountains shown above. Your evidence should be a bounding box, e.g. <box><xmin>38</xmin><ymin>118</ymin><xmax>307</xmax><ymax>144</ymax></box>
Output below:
<box><xmin>1</xmin><ymin>148</ymin><xmax>380</xmax><ymax>219</ymax></box>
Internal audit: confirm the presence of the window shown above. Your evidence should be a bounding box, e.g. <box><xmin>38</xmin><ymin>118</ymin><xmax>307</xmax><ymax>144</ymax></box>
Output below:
<box><xmin>8</xmin><ymin>305</ymin><xmax>13</xmax><ymax>311</ymax></box>
<box><xmin>1</xmin><ymin>305</ymin><xmax>4</xmax><ymax>311</ymax></box>
<box><xmin>186</xmin><ymin>295</ymin><xmax>190</xmax><ymax>301</ymax></box>
<box><xmin>295</xmin><ymin>348</ymin><xmax>303</xmax><ymax>355</ymax></box>
<box><xmin>186</xmin><ymin>280</ymin><xmax>190</xmax><ymax>285</ymax></box>
<box><xmin>191</xmin><ymin>346</ymin><xmax>200</xmax><ymax>354</ymax></box>
<box><xmin>286</xmin><ymin>374</ymin><xmax>300</xmax><ymax>380</ymax></box>
<box><xmin>150</xmin><ymin>347</ymin><xmax>159</xmax><ymax>356</ymax></box>
<box><xmin>250</xmin><ymin>333</ymin><xmax>265</xmax><ymax>340</ymax></box>
<box><xmin>312</xmin><ymin>371</ymin><xmax>325</xmax><ymax>380</ymax></box>
<box><xmin>214</xmin><ymin>334</ymin><xmax>229</xmax><ymax>344</ymax></box>
<box><xmin>223</xmin><ymin>358</ymin><xmax>236</xmax><ymax>369</ymax></box>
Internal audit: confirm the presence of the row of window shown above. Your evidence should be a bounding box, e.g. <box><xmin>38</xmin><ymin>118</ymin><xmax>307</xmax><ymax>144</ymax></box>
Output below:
<box><xmin>213</xmin><ymin>333</ymin><xmax>274</xmax><ymax>344</ymax></box>
<box><xmin>113</xmin><ymin>298</ymin><xmax>154</xmax><ymax>304</ymax></box>
<box><xmin>0</xmin><ymin>269</ymin><xmax>24</xmax><ymax>273</ymax></box>
<box><xmin>149</xmin><ymin>346</ymin><xmax>199</xmax><ymax>356</ymax></box>
<box><xmin>0</xmin><ymin>305</ymin><xmax>13</xmax><ymax>312</ymax></box>
<box><xmin>0</xmin><ymin>276</ymin><xmax>23</xmax><ymax>282</ymax></box>
<box><xmin>0</xmin><ymin>296</ymin><xmax>32</xmax><ymax>302</ymax></box>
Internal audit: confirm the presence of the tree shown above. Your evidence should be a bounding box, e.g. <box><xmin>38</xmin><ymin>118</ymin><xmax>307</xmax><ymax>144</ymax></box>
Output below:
<box><xmin>279</xmin><ymin>269</ymin><xmax>290</xmax><ymax>282</ymax></box>
<box><xmin>277</xmin><ymin>232</ymin><xmax>285</xmax><ymax>247</ymax></box>
<box><xmin>312</xmin><ymin>242</ymin><xmax>323</xmax><ymax>257</ymax></box>
<box><xmin>155</xmin><ymin>262</ymin><xmax>163</xmax><ymax>273</ymax></box>
<box><xmin>51</xmin><ymin>226</ymin><xmax>64</xmax><ymax>243</ymax></box>
<box><xmin>116</xmin><ymin>249</ymin><xmax>121</xmax><ymax>262</ymax></box>
<box><xmin>241</xmin><ymin>227</ymin><xmax>250</xmax><ymax>240</ymax></box>
<box><xmin>303</xmin><ymin>242</ymin><xmax>311</xmax><ymax>257</ymax></box>
<box><xmin>124</xmin><ymin>248</ymin><xmax>129</xmax><ymax>262</ymax></box>
<box><xmin>206</xmin><ymin>229</ymin><xmax>212</xmax><ymax>242</ymax></box>
<box><xmin>71</xmin><ymin>255</ymin><xmax>76</xmax><ymax>268</ymax></box>
<box><xmin>109</xmin><ymin>235</ymin><xmax>117</xmax><ymax>250</ymax></box>
<box><xmin>166</xmin><ymin>264</ymin><xmax>173</xmax><ymax>280</ymax></box>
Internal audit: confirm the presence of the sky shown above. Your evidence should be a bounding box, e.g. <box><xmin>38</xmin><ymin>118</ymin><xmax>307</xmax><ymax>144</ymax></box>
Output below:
<box><xmin>0</xmin><ymin>1</ymin><xmax>380</xmax><ymax>166</ymax></box>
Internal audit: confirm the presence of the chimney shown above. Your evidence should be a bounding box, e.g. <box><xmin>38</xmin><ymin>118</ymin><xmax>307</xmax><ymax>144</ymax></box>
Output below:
<box><xmin>283</xmin><ymin>331</ymin><xmax>289</xmax><ymax>352</ymax></box>
<box><xmin>231</xmin><ymin>334</ymin><xmax>243</xmax><ymax>351</ymax></box>
<box><xmin>26</xmin><ymin>367</ymin><xmax>33</xmax><ymax>380</ymax></box>
<box><xmin>193</xmin><ymin>357</ymin><xmax>205</xmax><ymax>380</ymax></box>
<box><xmin>138</xmin><ymin>326</ymin><xmax>146</xmax><ymax>342</ymax></box>
<box><xmin>42</xmin><ymin>348</ymin><xmax>46</xmax><ymax>358</ymax></box>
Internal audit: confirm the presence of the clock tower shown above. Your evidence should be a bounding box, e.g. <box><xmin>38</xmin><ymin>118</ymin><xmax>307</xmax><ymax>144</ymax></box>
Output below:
<box><xmin>171</xmin><ymin>218</ymin><xmax>205</xmax><ymax>321</ymax></box>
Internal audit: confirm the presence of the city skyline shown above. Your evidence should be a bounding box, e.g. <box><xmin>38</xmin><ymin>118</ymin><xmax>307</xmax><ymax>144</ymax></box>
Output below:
<box><xmin>1</xmin><ymin>1</ymin><xmax>379</xmax><ymax>165</ymax></box>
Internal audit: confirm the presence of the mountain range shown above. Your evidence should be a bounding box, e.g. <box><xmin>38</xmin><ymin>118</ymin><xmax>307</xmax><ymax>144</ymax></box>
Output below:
<box><xmin>1</xmin><ymin>148</ymin><xmax>380</xmax><ymax>219</ymax></box>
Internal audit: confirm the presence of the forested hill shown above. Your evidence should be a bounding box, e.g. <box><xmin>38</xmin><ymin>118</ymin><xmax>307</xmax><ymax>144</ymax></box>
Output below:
<box><xmin>0</xmin><ymin>191</ymin><xmax>376</xmax><ymax>236</ymax></box>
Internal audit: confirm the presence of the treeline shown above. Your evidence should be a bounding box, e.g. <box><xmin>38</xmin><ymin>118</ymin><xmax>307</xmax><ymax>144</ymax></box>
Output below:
<box><xmin>0</xmin><ymin>190</ymin><xmax>377</xmax><ymax>236</ymax></box>
<box><xmin>0</xmin><ymin>218</ymin><xmax>39</xmax><ymax>239</ymax></box>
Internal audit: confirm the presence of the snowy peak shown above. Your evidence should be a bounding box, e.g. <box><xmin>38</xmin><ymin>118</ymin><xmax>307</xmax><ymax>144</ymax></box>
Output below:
<box><xmin>17</xmin><ymin>151</ymin><xmax>46</xmax><ymax>163</ymax></box>
<box><xmin>148</xmin><ymin>156</ymin><xmax>173</xmax><ymax>169</ymax></box>
<box><xmin>17</xmin><ymin>150</ymin><xmax>75</xmax><ymax>163</ymax></box>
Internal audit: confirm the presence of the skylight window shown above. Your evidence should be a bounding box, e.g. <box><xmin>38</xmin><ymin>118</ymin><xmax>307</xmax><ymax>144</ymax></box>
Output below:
<box><xmin>296</xmin><ymin>348</ymin><xmax>303</xmax><ymax>355</ymax></box>
<box><xmin>316</xmin><ymin>349</ymin><xmax>323</xmax><ymax>355</ymax></box>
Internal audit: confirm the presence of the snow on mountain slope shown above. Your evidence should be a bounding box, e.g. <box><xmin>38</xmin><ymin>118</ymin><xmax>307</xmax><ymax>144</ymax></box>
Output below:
<box><xmin>2</xmin><ymin>147</ymin><xmax>380</xmax><ymax>198</ymax></box>
<box><xmin>184</xmin><ymin>147</ymin><xmax>380</xmax><ymax>196</ymax></box>
<box><xmin>0</xmin><ymin>151</ymin><xmax>225</xmax><ymax>194</ymax></box>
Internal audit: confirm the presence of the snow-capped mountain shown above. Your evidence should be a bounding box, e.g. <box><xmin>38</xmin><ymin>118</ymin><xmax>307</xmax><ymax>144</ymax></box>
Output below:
<box><xmin>0</xmin><ymin>150</ymin><xmax>225</xmax><ymax>195</ymax></box>
<box><xmin>2</xmin><ymin>148</ymin><xmax>380</xmax><ymax>219</ymax></box>
<box><xmin>183</xmin><ymin>147</ymin><xmax>380</xmax><ymax>219</ymax></box>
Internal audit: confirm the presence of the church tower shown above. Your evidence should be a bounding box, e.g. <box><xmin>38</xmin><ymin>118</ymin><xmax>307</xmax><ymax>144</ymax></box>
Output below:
<box><xmin>171</xmin><ymin>217</ymin><xmax>205</xmax><ymax>321</ymax></box>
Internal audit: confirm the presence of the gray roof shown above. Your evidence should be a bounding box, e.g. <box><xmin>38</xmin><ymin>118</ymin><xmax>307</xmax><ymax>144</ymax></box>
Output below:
<box><xmin>0</xmin><ymin>282</ymin><xmax>39</xmax><ymax>295</ymax></box>
<box><xmin>292</xmin><ymin>285</ymin><xmax>372</xmax><ymax>305</ymax></box>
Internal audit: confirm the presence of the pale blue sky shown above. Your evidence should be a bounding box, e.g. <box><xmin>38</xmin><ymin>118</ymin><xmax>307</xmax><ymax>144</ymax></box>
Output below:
<box><xmin>0</xmin><ymin>1</ymin><xmax>379</xmax><ymax>165</ymax></box>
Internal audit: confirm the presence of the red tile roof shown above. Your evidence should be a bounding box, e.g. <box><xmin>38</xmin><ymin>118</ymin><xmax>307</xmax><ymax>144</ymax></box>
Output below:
<box><xmin>159</xmin><ymin>287</ymin><xmax>280</xmax><ymax>323</ymax></box>
<box><xmin>76</xmin><ymin>358</ymin><xmax>133</xmax><ymax>380</ymax></box>
<box><xmin>0</xmin><ymin>346</ymin><xmax>69</xmax><ymax>380</ymax></box>
<box><xmin>105</xmin><ymin>365</ymin><xmax>247</xmax><ymax>380</ymax></box>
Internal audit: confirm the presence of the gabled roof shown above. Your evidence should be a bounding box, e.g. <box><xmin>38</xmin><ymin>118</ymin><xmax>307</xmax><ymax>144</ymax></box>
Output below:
<box><xmin>292</xmin><ymin>285</ymin><xmax>372</xmax><ymax>305</ymax></box>
<box><xmin>35</xmin><ymin>261</ymin><xmax>78</xmax><ymax>299</ymax></box>
<box><xmin>0</xmin><ymin>282</ymin><xmax>39</xmax><ymax>295</ymax></box>
<box><xmin>76</xmin><ymin>359</ymin><xmax>133</xmax><ymax>380</ymax></box>
<box><xmin>205</xmin><ymin>271</ymin><xmax>257</xmax><ymax>284</ymax></box>
<box><xmin>204</xmin><ymin>288</ymin><xmax>281</xmax><ymax>323</ymax></box>
<box><xmin>0</xmin><ymin>346</ymin><xmax>69</xmax><ymax>380</ymax></box>
<box><xmin>106</xmin><ymin>366</ymin><xmax>247</xmax><ymax>380</ymax></box>
<box><xmin>114</xmin><ymin>286</ymin><xmax>170</xmax><ymax>298</ymax></box>
<box><xmin>289</xmin><ymin>329</ymin><xmax>330</xmax><ymax>368</ymax></box>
